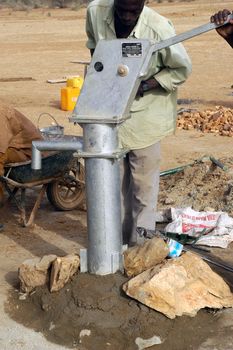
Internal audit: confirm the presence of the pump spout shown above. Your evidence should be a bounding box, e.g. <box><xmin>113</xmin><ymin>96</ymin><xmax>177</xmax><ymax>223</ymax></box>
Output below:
<box><xmin>31</xmin><ymin>139</ymin><xmax>83</xmax><ymax>170</ymax></box>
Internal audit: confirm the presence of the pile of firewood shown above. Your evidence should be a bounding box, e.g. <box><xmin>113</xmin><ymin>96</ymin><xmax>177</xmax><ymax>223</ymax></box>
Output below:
<box><xmin>177</xmin><ymin>106</ymin><xmax>233</xmax><ymax>137</ymax></box>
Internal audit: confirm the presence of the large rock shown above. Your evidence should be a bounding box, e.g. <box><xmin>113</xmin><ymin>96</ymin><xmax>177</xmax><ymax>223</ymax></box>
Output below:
<box><xmin>18</xmin><ymin>255</ymin><xmax>57</xmax><ymax>293</ymax></box>
<box><xmin>123</xmin><ymin>252</ymin><xmax>233</xmax><ymax>319</ymax></box>
<box><xmin>50</xmin><ymin>254</ymin><xmax>80</xmax><ymax>292</ymax></box>
<box><xmin>123</xmin><ymin>237</ymin><xmax>169</xmax><ymax>277</ymax></box>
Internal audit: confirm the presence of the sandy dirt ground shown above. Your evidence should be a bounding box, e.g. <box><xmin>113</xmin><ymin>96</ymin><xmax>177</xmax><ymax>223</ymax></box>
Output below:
<box><xmin>0</xmin><ymin>0</ymin><xmax>233</xmax><ymax>349</ymax></box>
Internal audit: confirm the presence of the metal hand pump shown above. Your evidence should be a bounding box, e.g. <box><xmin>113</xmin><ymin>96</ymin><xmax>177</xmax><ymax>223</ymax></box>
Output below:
<box><xmin>32</xmin><ymin>15</ymin><xmax>233</xmax><ymax>275</ymax></box>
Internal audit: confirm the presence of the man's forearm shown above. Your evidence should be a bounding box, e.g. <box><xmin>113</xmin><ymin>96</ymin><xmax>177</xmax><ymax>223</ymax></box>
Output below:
<box><xmin>210</xmin><ymin>10</ymin><xmax>233</xmax><ymax>48</ymax></box>
<box><xmin>226</xmin><ymin>35</ymin><xmax>233</xmax><ymax>48</ymax></box>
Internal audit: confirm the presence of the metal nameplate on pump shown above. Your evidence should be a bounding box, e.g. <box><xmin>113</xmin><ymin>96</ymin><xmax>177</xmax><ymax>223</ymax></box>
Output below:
<box><xmin>122</xmin><ymin>42</ymin><xmax>142</xmax><ymax>57</ymax></box>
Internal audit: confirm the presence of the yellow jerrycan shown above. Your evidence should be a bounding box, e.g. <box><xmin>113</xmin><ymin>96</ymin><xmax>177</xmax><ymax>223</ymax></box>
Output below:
<box><xmin>61</xmin><ymin>76</ymin><xmax>84</xmax><ymax>111</ymax></box>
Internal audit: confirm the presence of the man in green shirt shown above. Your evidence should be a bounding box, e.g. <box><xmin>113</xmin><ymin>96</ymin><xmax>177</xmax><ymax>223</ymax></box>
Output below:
<box><xmin>211</xmin><ymin>9</ymin><xmax>233</xmax><ymax>48</ymax></box>
<box><xmin>86</xmin><ymin>0</ymin><xmax>192</xmax><ymax>245</ymax></box>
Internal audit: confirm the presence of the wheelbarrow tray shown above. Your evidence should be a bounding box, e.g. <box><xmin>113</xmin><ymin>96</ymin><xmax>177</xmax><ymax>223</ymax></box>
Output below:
<box><xmin>5</xmin><ymin>150</ymin><xmax>75</xmax><ymax>184</ymax></box>
<box><xmin>1</xmin><ymin>135</ymin><xmax>84</xmax><ymax>227</ymax></box>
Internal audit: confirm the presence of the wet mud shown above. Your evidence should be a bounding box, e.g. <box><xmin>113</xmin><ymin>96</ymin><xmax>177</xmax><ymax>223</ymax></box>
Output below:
<box><xmin>5</xmin><ymin>272</ymin><xmax>227</xmax><ymax>350</ymax></box>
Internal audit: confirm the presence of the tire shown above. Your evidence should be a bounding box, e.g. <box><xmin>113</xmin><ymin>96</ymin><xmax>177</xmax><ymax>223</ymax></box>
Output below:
<box><xmin>46</xmin><ymin>161</ymin><xmax>85</xmax><ymax>211</ymax></box>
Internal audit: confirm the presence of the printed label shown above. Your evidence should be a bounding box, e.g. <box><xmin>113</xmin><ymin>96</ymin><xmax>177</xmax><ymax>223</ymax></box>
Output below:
<box><xmin>122</xmin><ymin>43</ymin><xmax>142</xmax><ymax>57</ymax></box>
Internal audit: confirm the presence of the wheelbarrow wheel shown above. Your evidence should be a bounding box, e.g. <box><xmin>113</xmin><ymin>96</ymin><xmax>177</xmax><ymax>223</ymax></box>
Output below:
<box><xmin>46</xmin><ymin>162</ymin><xmax>85</xmax><ymax>211</ymax></box>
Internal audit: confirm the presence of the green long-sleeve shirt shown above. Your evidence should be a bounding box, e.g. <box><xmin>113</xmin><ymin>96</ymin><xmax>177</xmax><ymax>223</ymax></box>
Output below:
<box><xmin>86</xmin><ymin>0</ymin><xmax>192</xmax><ymax>150</ymax></box>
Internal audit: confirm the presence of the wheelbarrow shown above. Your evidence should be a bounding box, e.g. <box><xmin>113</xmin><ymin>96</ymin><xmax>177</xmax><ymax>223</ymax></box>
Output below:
<box><xmin>0</xmin><ymin>135</ymin><xmax>85</xmax><ymax>227</ymax></box>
